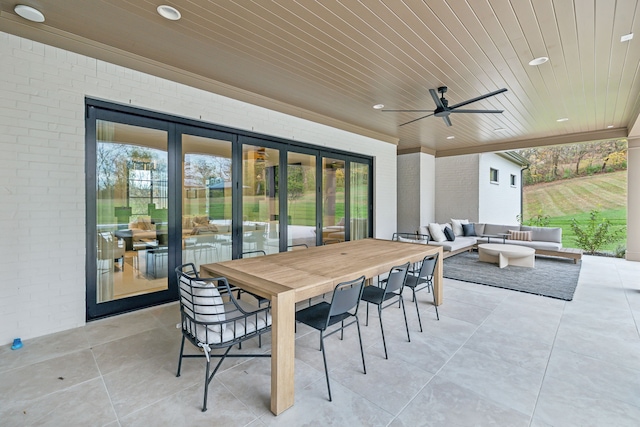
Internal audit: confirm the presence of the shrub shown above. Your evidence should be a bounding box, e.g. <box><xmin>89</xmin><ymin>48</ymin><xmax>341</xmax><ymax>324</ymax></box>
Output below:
<box><xmin>571</xmin><ymin>210</ymin><xmax>623</xmax><ymax>255</ymax></box>
<box><xmin>614</xmin><ymin>244</ymin><xmax>627</xmax><ymax>259</ymax></box>
<box><xmin>518</xmin><ymin>210</ymin><xmax>551</xmax><ymax>227</ymax></box>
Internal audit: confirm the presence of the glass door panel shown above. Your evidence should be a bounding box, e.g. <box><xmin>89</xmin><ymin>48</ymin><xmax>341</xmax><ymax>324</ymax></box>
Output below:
<box><xmin>350</xmin><ymin>161</ymin><xmax>370</xmax><ymax>240</ymax></box>
<box><xmin>242</xmin><ymin>145</ymin><xmax>280</xmax><ymax>255</ymax></box>
<box><xmin>182</xmin><ymin>134</ymin><xmax>233</xmax><ymax>269</ymax></box>
<box><xmin>95</xmin><ymin>120</ymin><xmax>168</xmax><ymax>303</ymax></box>
<box><xmin>322</xmin><ymin>158</ymin><xmax>346</xmax><ymax>244</ymax></box>
<box><xmin>287</xmin><ymin>152</ymin><xmax>317</xmax><ymax>249</ymax></box>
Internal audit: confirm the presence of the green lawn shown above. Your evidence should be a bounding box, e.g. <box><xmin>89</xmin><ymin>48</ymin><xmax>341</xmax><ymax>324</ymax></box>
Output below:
<box><xmin>523</xmin><ymin>171</ymin><xmax>627</xmax><ymax>254</ymax></box>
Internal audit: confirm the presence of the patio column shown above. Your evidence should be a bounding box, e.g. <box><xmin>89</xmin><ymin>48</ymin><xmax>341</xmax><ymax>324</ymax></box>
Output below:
<box><xmin>627</xmin><ymin>137</ymin><xmax>640</xmax><ymax>261</ymax></box>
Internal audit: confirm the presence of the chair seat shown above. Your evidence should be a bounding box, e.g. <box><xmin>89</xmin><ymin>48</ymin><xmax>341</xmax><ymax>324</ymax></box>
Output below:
<box><xmin>361</xmin><ymin>285</ymin><xmax>398</xmax><ymax>304</ymax></box>
<box><xmin>404</xmin><ymin>275</ymin><xmax>431</xmax><ymax>289</ymax></box>
<box><xmin>295</xmin><ymin>302</ymin><xmax>352</xmax><ymax>330</ymax></box>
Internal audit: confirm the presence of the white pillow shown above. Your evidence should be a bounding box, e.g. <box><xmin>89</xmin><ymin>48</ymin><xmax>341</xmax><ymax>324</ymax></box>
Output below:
<box><xmin>428</xmin><ymin>223</ymin><xmax>447</xmax><ymax>242</ymax></box>
<box><xmin>180</xmin><ymin>277</ymin><xmax>226</xmax><ymax>343</ymax></box>
<box><xmin>451</xmin><ymin>219</ymin><xmax>469</xmax><ymax>236</ymax></box>
<box><xmin>418</xmin><ymin>225</ymin><xmax>430</xmax><ymax>237</ymax></box>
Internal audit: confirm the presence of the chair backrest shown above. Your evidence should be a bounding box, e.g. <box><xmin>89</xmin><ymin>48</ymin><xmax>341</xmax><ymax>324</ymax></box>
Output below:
<box><xmin>241</xmin><ymin>250</ymin><xmax>266</xmax><ymax>258</ymax></box>
<box><xmin>176</xmin><ymin>263</ymin><xmax>265</xmax><ymax>346</ymax></box>
<box><xmin>328</xmin><ymin>276</ymin><xmax>366</xmax><ymax>321</ymax></box>
<box><xmin>418</xmin><ymin>253</ymin><xmax>439</xmax><ymax>280</ymax></box>
<box><xmin>384</xmin><ymin>262</ymin><xmax>410</xmax><ymax>295</ymax></box>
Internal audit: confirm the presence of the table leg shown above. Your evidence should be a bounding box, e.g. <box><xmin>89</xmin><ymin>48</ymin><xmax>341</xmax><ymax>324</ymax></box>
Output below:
<box><xmin>433</xmin><ymin>249</ymin><xmax>443</xmax><ymax>306</ymax></box>
<box><xmin>270</xmin><ymin>289</ymin><xmax>296</xmax><ymax>415</ymax></box>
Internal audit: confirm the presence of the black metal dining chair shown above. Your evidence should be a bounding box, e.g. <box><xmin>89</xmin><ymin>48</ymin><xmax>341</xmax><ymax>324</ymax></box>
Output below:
<box><xmin>361</xmin><ymin>262</ymin><xmax>410</xmax><ymax>359</ymax></box>
<box><xmin>175</xmin><ymin>263</ymin><xmax>271</xmax><ymax>412</ymax></box>
<box><xmin>294</xmin><ymin>275</ymin><xmax>367</xmax><ymax>401</ymax></box>
<box><xmin>405</xmin><ymin>253</ymin><xmax>440</xmax><ymax>332</ymax></box>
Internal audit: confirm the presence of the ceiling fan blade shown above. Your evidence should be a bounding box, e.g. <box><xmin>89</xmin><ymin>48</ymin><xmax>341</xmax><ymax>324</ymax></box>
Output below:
<box><xmin>381</xmin><ymin>109</ymin><xmax>434</xmax><ymax>112</ymax></box>
<box><xmin>399</xmin><ymin>113</ymin><xmax>435</xmax><ymax>126</ymax></box>
<box><xmin>449</xmin><ymin>88</ymin><xmax>507</xmax><ymax>109</ymax></box>
<box><xmin>443</xmin><ymin>116</ymin><xmax>452</xmax><ymax>127</ymax></box>
<box><xmin>449</xmin><ymin>109</ymin><xmax>504</xmax><ymax>114</ymax></box>
<box><xmin>430</xmin><ymin>88</ymin><xmax>445</xmax><ymax>109</ymax></box>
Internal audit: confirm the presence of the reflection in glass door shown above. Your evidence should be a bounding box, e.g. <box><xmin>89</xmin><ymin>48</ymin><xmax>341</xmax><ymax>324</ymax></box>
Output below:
<box><xmin>242</xmin><ymin>144</ymin><xmax>280</xmax><ymax>255</ymax></box>
<box><xmin>182</xmin><ymin>134</ymin><xmax>233</xmax><ymax>269</ymax></box>
<box><xmin>322</xmin><ymin>158</ymin><xmax>346</xmax><ymax>244</ymax></box>
<box><xmin>95</xmin><ymin>120</ymin><xmax>168</xmax><ymax>303</ymax></box>
<box><xmin>287</xmin><ymin>152</ymin><xmax>317</xmax><ymax>249</ymax></box>
<box><xmin>350</xmin><ymin>161</ymin><xmax>370</xmax><ymax>240</ymax></box>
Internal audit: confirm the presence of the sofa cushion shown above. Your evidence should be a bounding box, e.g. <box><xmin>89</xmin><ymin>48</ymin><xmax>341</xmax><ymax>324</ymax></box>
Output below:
<box><xmin>397</xmin><ymin>235</ymin><xmax>428</xmax><ymax>244</ymax></box>
<box><xmin>443</xmin><ymin>226</ymin><xmax>456</xmax><ymax>241</ymax></box>
<box><xmin>462</xmin><ymin>223</ymin><xmax>477</xmax><ymax>237</ymax></box>
<box><xmin>474</xmin><ymin>223</ymin><xmax>486</xmax><ymax>235</ymax></box>
<box><xmin>428</xmin><ymin>236</ymin><xmax>476</xmax><ymax>252</ymax></box>
<box><xmin>509</xmin><ymin>230</ymin><xmax>532</xmax><ymax>241</ymax></box>
<box><xmin>428</xmin><ymin>223</ymin><xmax>447</xmax><ymax>242</ymax></box>
<box><xmin>483</xmin><ymin>223</ymin><xmax>518</xmax><ymax>235</ymax></box>
<box><xmin>502</xmin><ymin>239</ymin><xmax>562</xmax><ymax>251</ymax></box>
<box><xmin>450</xmin><ymin>219</ymin><xmax>469</xmax><ymax>236</ymax></box>
<box><xmin>520</xmin><ymin>225</ymin><xmax>562</xmax><ymax>243</ymax></box>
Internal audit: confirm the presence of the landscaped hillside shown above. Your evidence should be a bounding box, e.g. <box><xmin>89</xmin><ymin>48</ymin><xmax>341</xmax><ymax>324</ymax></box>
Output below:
<box><xmin>522</xmin><ymin>170</ymin><xmax>627</xmax><ymax>252</ymax></box>
<box><xmin>523</xmin><ymin>170</ymin><xmax>627</xmax><ymax>218</ymax></box>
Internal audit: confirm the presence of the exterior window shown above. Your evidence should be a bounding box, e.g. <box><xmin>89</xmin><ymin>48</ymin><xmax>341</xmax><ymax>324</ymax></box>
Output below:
<box><xmin>490</xmin><ymin>168</ymin><xmax>499</xmax><ymax>184</ymax></box>
<box><xmin>510</xmin><ymin>174</ymin><xmax>517</xmax><ymax>187</ymax></box>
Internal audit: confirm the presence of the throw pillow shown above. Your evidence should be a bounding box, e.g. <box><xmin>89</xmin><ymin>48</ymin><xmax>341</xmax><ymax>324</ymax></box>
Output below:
<box><xmin>509</xmin><ymin>230</ymin><xmax>532</xmax><ymax>241</ymax></box>
<box><xmin>462</xmin><ymin>223</ymin><xmax>477</xmax><ymax>236</ymax></box>
<box><xmin>450</xmin><ymin>219</ymin><xmax>469</xmax><ymax>236</ymax></box>
<box><xmin>443</xmin><ymin>226</ymin><xmax>456</xmax><ymax>241</ymax></box>
<box><xmin>428</xmin><ymin>223</ymin><xmax>447</xmax><ymax>242</ymax></box>
<box><xmin>180</xmin><ymin>277</ymin><xmax>226</xmax><ymax>343</ymax></box>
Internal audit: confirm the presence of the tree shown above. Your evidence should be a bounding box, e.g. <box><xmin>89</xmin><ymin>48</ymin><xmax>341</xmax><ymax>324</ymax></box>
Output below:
<box><xmin>571</xmin><ymin>209</ymin><xmax>623</xmax><ymax>255</ymax></box>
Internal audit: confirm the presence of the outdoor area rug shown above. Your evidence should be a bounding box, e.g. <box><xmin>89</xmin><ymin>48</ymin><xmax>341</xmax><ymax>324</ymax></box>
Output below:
<box><xmin>443</xmin><ymin>251</ymin><xmax>582</xmax><ymax>301</ymax></box>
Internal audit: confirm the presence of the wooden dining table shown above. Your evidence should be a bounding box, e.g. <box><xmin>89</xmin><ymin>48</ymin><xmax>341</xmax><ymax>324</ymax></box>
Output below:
<box><xmin>200</xmin><ymin>238</ymin><xmax>443</xmax><ymax>415</ymax></box>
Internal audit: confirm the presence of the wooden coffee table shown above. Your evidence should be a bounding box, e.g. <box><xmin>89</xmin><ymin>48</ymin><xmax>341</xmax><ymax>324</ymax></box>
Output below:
<box><xmin>478</xmin><ymin>243</ymin><xmax>535</xmax><ymax>268</ymax></box>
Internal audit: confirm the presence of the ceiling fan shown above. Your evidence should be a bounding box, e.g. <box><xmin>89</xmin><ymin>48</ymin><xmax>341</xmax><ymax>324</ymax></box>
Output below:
<box><xmin>382</xmin><ymin>86</ymin><xmax>508</xmax><ymax>127</ymax></box>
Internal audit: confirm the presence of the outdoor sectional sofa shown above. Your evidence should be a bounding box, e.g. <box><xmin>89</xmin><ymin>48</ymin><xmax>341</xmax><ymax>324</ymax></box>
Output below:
<box><xmin>397</xmin><ymin>221</ymin><xmax>582</xmax><ymax>263</ymax></box>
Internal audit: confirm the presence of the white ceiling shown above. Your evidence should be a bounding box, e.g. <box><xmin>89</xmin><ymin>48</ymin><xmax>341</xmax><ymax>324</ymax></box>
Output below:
<box><xmin>1</xmin><ymin>0</ymin><xmax>639</xmax><ymax>156</ymax></box>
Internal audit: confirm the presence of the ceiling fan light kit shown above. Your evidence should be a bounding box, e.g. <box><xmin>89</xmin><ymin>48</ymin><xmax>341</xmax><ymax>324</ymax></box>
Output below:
<box><xmin>381</xmin><ymin>86</ymin><xmax>508</xmax><ymax>127</ymax></box>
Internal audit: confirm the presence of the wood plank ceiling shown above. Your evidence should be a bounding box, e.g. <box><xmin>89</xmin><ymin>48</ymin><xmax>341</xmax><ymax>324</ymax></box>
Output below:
<box><xmin>1</xmin><ymin>0</ymin><xmax>639</xmax><ymax>156</ymax></box>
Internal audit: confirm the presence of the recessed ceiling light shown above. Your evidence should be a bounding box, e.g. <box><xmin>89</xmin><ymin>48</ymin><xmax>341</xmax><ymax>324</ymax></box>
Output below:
<box><xmin>494</xmin><ymin>127</ymin><xmax>506</xmax><ymax>132</ymax></box>
<box><xmin>157</xmin><ymin>5</ymin><xmax>181</xmax><ymax>20</ymax></box>
<box><xmin>373</xmin><ymin>104</ymin><xmax>384</xmax><ymax>110</ymax></box>
<box><xmin>14</xmin><ymin>5</ymin><xmax>45</xmax><ymax>22</ymax></box>
<box><xmin>621</xmin><ymin>33</ymin><xmax>633</xmax><ymax>42</ymax></box>
<box><xmin>446</xmin><ymin>136</ymin><xmax>455</xmax><ymax>140</ymax></box>
<box><xmin>528</xmin><ymin>56</ymin><xmax>549</xmax><ymax>66</ymax></box>
<box><xmin>556</xmin><ymin>117</ymin><xmax>569</xmax><ymax>122</ymax></box>
<box><xmin>607</xmin><ymin>125</ymin><xmax>614</xmax><ymax>128</ymax></box>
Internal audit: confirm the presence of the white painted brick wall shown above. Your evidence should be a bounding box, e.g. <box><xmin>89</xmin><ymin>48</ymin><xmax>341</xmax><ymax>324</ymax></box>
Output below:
<box><xmin>0</xmin><ymin>31</ymin><xmax>397</xmax><ymax>345</ymax></box>
<box><xmin>435</xmin><ymin>155</ymin><xmax>480</xmax><ymax>223</ymax></box>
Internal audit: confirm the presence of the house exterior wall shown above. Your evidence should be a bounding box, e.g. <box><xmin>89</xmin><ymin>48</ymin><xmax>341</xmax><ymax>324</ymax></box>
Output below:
<box><xmin>435</xmin><ymin>154</ymin><xmax>480</xmax><ymax>223</ymax></box>
<box><xmin>397</xmin><ymin>152</ymin><xmax>435</xmax><ymax>234</ymax></box>
<box><xmin>0</xmin><ymin>32</ymin><xmax>397</xmax><ymax>345</ymax></box>
<box><xmin>627</xmin><ymin>137</ymin><xmax>640</xmax><ymax>261</ymax></box>
<box><xmin>478</xmin><ymin>153</ymin><xmax>522</xmax><ymax>225</ymax></box>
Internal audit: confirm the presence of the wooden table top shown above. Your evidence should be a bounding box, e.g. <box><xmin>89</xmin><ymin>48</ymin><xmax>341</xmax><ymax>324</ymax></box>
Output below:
<box><xmin>200</xmin><ymin>238</ymin><xmax>442</xmax><ymax>303</ymax></box>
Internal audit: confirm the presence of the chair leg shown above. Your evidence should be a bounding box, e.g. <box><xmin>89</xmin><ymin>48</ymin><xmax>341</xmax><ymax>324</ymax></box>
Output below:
<box><xmin>431</xmin><ymin>283</ymin><xmax>440</xmax><ymax>320</ymax></box>
<box><xmin>365</xmin><ymin>302</ymin><xmax>369</xmax><ymax>326</ymax></box>
<box><xmin>320</xmin><ymin>331</ymin><xmax>332</xmax><ymax>401</ymax></box>
<box><xmin>400</xmin><ymin>297</ymin><xmax>411</xmax><ymax>343</ymax></box>
<box><xmin>378</xmin><ymin>306</ymin><xmax>388</xmax><ymax>359</ymax></box>
<box><xmin>202</xmin><ymin>356</ymin><xmax>211</xmax><ymax>412</ymax></box>
<box><xmin>340</xmin><ymin>320</ymin><xmax>344</xmax><ymax>340</ymax></box>
<box><xmin>176</xmin><ymin>335</ymin><xmax>185</xmax><ymax>377</ymax></box>
<box><xmin>413</xmin><ymin>289</ymin><xmax>423</xmax><ymax>332</ymax></box>
<box><xmin>356</xmin><ymin>317</ymin><xmax>366</xmax><ymax>375</ymax></box>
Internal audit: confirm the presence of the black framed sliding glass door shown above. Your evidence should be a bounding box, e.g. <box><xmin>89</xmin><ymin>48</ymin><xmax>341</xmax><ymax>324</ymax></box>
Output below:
<box><xmin>86</xmin><ymin>98</ymin><xmax>372</xmax><ymax>320</ymax></box>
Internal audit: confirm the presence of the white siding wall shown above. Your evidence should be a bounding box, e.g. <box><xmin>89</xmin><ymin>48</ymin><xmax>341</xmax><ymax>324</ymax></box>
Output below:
<box><xmin>477</xmin><ymin>153</ymin><xmax>522</xmax><ymax>225</ymax></box>
<box><xmin>0</xmin><ymin>32</ymin><xmax>397</xmax><ymax>345</ymax></box>
<box><xmin>435</xmin><ymin>155</ymin><xmax>480</xmax><ymax>223</ymax></box>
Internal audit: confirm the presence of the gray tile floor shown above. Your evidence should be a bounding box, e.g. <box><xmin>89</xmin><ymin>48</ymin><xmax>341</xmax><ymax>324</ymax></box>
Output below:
<box><xmin>2</xmin><ymin>255</ymin><xmax>640</xmax><ymax>426</ymax></box>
